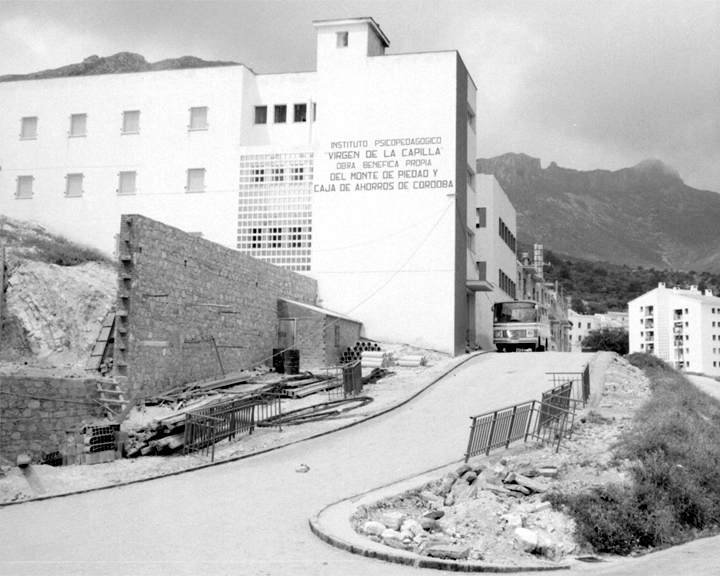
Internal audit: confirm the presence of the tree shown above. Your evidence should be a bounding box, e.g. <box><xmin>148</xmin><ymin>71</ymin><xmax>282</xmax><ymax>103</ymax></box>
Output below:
<box><xmin>582</xmin><ymin>327</ymin><xmax>629</xmax><ymax>355</ymax></box>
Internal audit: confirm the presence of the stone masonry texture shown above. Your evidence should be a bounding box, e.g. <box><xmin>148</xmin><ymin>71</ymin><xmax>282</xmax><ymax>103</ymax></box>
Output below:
<box><xmin>116</xmin><ymin>215</ymin><xmax>318</xmax><ymax>396</ymax></box>
<box><xmin>0</xmin><ymin>376</ymin><xmax>105</xmax><ymax>461</ymax></box>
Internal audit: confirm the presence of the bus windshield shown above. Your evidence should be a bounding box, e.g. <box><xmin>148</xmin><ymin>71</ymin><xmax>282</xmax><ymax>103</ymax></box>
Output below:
<box><xmin>493</xmin><ymin>302</ymin><xmax>538</xmax><ymax>323</ymax></box>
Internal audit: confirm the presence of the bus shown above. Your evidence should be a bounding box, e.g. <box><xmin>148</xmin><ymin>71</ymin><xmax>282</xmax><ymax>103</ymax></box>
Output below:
<box><xmin>493</xmin><ymin>300</ymin><xmax>551</xmax><ymax>352</ymax></box>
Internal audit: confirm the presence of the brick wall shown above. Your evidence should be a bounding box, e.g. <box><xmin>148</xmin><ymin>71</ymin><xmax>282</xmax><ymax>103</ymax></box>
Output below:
<box><xmin>0</xmin><ymin>376</ymin><xmax>105</xmax><ymax>461</ymax></box>
<box><xmin>115</xmin><ymin>215</ymin><xmax>318</xmax><ymax>396</ymax></box>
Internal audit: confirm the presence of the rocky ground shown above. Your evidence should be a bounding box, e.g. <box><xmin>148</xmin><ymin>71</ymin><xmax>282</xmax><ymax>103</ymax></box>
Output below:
<box><xmin>352</xmin><ymin>354</ymin><xmax>651</xmax><ymax>568</ymax></box>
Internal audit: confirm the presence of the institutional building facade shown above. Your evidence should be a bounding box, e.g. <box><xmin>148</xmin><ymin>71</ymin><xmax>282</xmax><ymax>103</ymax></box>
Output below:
<box><xmin>628</xmin><ymin>283</ymin><xmax>720</xmax><ymax>376</ymax></box>
<box><xmin>0</xmin><ymin>17</ymin><xmax>519</xmax><ymax>356</ymax></box>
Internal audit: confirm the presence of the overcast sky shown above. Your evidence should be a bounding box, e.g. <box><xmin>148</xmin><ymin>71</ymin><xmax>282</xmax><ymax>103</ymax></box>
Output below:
<box><xmin>2</xmin><ymin>0</ymin><xmax>719</xmax><ymax>192</ymax></box>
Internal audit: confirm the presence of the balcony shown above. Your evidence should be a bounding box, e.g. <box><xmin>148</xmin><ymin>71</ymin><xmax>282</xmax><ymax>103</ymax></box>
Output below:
<box><xmin>467</xmin><ymin>260</ymin><xmax>492</xmax><ymax>292</ymax></box>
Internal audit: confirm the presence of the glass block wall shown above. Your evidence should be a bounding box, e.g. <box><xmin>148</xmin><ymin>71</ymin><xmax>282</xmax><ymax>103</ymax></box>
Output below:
<box><xmin>237</xmin><ymin>152</ymin><xmax>314</xmax><ymax>271</ymax></box>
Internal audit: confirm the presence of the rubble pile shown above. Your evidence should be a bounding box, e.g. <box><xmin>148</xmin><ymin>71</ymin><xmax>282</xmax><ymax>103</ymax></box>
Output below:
<box><xmin>356</xmin><ymin>457</ymin><xmax>576</xmax><ymax>565</ymax></box>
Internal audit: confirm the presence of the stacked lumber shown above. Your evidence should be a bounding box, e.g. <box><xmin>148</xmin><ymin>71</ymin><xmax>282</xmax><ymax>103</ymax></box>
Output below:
<box><xmin>279</xmin><ymin>373</ymin><xmax>341</xmax><ymax>398</ymax></box>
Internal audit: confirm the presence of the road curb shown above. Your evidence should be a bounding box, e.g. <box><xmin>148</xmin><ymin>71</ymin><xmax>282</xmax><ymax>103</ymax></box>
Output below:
<box><xmin>309</xmin><ymin>462</ymin><xmax>571</xmax><ymax>573</ymax></box>
<box><xmin>0</xmin><ymin>351</ymin><xmax>490</xmax><ymax>508</ymax></box>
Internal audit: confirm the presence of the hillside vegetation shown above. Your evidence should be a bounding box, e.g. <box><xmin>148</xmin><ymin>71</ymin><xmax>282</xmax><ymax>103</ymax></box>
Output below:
<box><xmin>539</xmin><ymin>247</ymin><xmax>720</xmax><ymax>313</ymax></box>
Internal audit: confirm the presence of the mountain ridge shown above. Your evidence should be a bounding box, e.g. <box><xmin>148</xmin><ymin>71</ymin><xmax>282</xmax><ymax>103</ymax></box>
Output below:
<box><xmin>0</xmin><ymin>52</ymin><xmax>241</xmax><ymax>82</ymax></box>
<box><xmin>477</xmin><ymin>153</ymin><xmax>720</xmax><ymax>273</ymax></box>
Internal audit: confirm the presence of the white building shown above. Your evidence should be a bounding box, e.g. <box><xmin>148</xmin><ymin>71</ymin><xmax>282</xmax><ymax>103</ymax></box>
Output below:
<box><xmin>628</xmin><ymin>283</ymin><xmax>720</xmax><ymax>376</ymax></box>
<box><xmin>0</xmin><ymin>17</ymin><xmax>506</xmax><ymax>356</ymax></box>
<box><xmin>568</xmin><ymin>309</ymin><xmax>628</xmax><ymax>352</ymax></box>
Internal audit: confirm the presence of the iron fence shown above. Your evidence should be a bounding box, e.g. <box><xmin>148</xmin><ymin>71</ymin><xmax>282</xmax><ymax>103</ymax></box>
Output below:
<box><xmin>464</xmin><ymin>364</ymin><xmax>591</xmax><ymax>462</ymax></box>
<box><xmin>464</xmin><ymin>399</ymin><xmax>576</xmax><ymax>462</ymax></box>
<box><xmin>183</xmin><ymin>392</ymin><xmax>283</xmax><ymax>461</ymax></box>
<box><xmin>547</xmin><ymin>365</ymin><xmax>590</xmax><ymax>405</ymax></box>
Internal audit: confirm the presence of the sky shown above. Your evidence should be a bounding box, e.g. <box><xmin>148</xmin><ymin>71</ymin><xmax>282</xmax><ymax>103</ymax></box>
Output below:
<box><xmin>2</xmin><ymin>0</ymin><xmax>719</xmax><ymax>192</ymax></box>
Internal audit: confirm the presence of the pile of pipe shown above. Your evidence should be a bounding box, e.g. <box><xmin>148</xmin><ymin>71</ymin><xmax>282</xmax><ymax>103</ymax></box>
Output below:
<box><xmin>340</xmin><ymin>341</ymin><xmax>382</xmax><ymax>364</ymax></box>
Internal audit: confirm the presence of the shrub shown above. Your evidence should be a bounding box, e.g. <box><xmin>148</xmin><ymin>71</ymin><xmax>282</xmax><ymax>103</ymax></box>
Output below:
<box><xmin>21</xmin><ymin>236</ymin><xmax>113</xmax><ymax>267</ymax></box>
<box><xmin>626</xmin><ymin>352</ymin><xmax>672</xmax><ymax>373</ymax></box>
<box><xmin>551</xmin><ymin>365</ymin><xmax>720</xmax><ymax>555</ymax></box>
<box><xmin>581</xmin><ymin>326</ymin><xmax>629</xmax><ymax>354</ymax></box>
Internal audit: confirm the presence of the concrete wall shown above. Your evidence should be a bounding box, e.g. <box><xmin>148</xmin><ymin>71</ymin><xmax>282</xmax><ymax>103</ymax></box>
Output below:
<box><xmin>115</xmin><ymin>214</ymin><xmax>318</xmax><ymax>396</ymax></box>
<box><xmin>0</xmin><ymin>375</ymin><xmax>104</xmax><ymax>461</ymax></box>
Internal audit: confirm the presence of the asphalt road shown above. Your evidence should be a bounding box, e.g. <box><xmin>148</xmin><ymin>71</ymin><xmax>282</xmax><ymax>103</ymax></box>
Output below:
<box><xmin>0</xmin><ymin>352</ymin><xmax>595</xmax><ymax>576</ymax></box>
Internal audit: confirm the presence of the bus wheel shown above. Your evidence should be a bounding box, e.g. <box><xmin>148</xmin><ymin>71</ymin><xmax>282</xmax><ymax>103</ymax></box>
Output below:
<box><xmin>536</xmin><ymin>338</ymin><xmax>545</xmax><ymax>352</ymax></box>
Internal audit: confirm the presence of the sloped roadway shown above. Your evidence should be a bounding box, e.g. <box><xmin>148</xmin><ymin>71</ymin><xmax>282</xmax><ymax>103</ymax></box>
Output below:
<box><xmin>1</xmin><ymin>352</ymin><xmax>593</xmax><ymax>575</ymax></box>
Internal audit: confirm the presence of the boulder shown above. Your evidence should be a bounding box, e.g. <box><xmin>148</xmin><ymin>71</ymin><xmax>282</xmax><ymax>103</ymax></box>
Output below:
<box><xmin>438</xmin><ymin>474</ymin><xmax>457</xmax><ymax>495</ymax></box>
<box><xmin>426</xmin><ymin>544</ymin><xmax>471</xmax><ymax>560</ymax></box>
<box><xmin>444</xmin><ymin>493</ymin><xmax>455</xmax><ymax>507</ymax></box>
<box><xmin>514</xmin><ymin>474</ymin><xmax>548</xmax><ymax>494</ymax></box>
<box><xmin>537</xmin><ymin>466</ymin><xmax>559</xmax><ymax>477</ymax></box>
<box><xmin>419</xmin><ymin>517</ymin><xmax>438</xmax><ymax>531</ymax></box>
<box><xmin>505</xmin><ymin>483</ymin><xmax>531</xmax><ymax>496</ymax></box>
<box><xmin>514</xmin><ymin>527</ymin><xmax>538</xmax><ymax>552</ymax></box>
<box><xmin>380</xmin><ymin>511</ymin><xmax>406</xmax><ymax>530</ymax></box>
<box><xmin>477</xmin><ymin>468</ymin><xmax>503</xmax><ymax>486</ymax></box>
<box><xmin>401</xmin><ymin>518</ymin><xmax>426</xmax><ymax>537</ymax></box>
<box><xmin>455</xmin><ymin>463</ymin><xmax>473</xmax><ymax>476</ymax></box>
<box><xmin>501</xmin><ymin>513</ymin><xmax>524</xmax><ymax>528</ymax></box>
<box><xmin>363</xmin><ymin>521</ymin><xmax>387</xmax><ymax>536</ymax></box>
<box><xmin>462</xmin><ymin>471</ymin><xmax>478</xmax><ymax>484</ymax></box>
<box><xmin>423</xmin><ymin>509</ymin><xmax>445</xmax><ymax>520</ymax></box>
<box><xmin>536</xmin><ymin>532</ymin><xmax>558</xmax><ymax>558</ymax></box>
<box><xmin>420</xmin><ymin>490</ymin><xmax>442</xmax><ymax>503</ymax></box>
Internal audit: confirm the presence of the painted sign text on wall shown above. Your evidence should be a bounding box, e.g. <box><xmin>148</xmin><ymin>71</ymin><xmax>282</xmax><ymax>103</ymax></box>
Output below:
<box><xmin>314</xmin><ymin>137</ymin><xmax>454</xmax><ymax>192</ymax></box>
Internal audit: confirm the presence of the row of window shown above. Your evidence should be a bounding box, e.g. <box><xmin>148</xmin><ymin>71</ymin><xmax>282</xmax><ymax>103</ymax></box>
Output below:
<box><xmin>14</xmin><ymin>168</ymin><xmax>209</xmax><ymax>197</ymax></box>
<box><xmin>249</xmin><ymin>167</ymin><xmax>305</xmax><ymax>183</ymax></box>
<box><xmin>254</xmin><ymin>103</ymin><xmax>315</xmax><ymax>125</ymax></box>
<box><xmin>499</xmin><ymin>269</ymin><xmax>517</xmax><ymax>299</ymax></box>
<box><xmin>19</xmin><ymin>108</ymin><xmax>209</xmax><ymax>139</ymax></box>
<box><xmin>499</xmin><ymin>218</ymin><xmax>516</xmax><ymax>252</ymax></box>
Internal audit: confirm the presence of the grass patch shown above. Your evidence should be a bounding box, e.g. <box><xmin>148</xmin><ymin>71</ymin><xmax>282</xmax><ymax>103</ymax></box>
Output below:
<box><xmin>21</xmin><ymin>236</ymin><xmax>113</xmax><ymax>267</ymax></box>
<box><xmin>549</xmin><ymin>354</ymin><xmax>720</xmax><ymax>555</ymax></box>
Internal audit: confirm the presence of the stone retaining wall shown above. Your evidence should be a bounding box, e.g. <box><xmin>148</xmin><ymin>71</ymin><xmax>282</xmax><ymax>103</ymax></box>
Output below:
<box><xmin>0</xmin><ymin>375</ymin><xmax>104</xmax><ymax>461</ymax></box>
<box><xmin>115</xmin><ymin>215</ymin><xmax>318</xmax><ymax>396</ymax></box>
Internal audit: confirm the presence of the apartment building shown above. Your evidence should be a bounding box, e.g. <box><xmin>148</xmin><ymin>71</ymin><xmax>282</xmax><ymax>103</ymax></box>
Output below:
<box><xmin>628</xmin><ymin>283</ymin><xmax>720</xmax><ymax>376</ymax></box>
<box><xmin>568</xmin><ymin>310</ymin><xmax>628</xmax><ymax>352</ymax></box>
<box><xmin>0</xmin><ymin>17</ymin><xmax>486</xmax><ymax>355</ymax></box>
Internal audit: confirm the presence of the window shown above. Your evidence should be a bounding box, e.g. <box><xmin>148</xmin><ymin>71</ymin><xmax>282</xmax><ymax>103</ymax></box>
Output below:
<box><xmin>253</xmin><ymin>169</ymin><xmax>265</xmax><ymax>183</ymax></box>
<box><xmin>271</xmin><ymin>227</ymin><xmax>281</xmax><ymax>248</ymax></box>
<box><xmin>294</xmin><ymin>104</ymin><xmax>307</xmax><ymax>123</ymax></box>
<box><xmin>20</xmin><ymin>117</ymin><xmax>37</xmax><ymax>139</ymax></box>
<box><xmin>65</xmin><ymin>173</ymin><xmax>84</xmax><ymax>197</ymax></box>
<box><xmin>334</xmin><ymin>324</ymin><xmax>340</xmax><ymax>347</ymax></box>
<box><xmin>186</xmin><ymin>168</ymin><xmax>206</xmax><ymax>193</ymax></box>
<box><xmin>271</xmin><ymin>168</ymin><xmax>284</xmax><ymax>182</ymax></box>
<box><xmin>274</xmin><ymin>105</ymin><xmax>287</xmax><ymax>124</ymax></box>
<box><xmin>291</xmin><ymin>167</ymin><xmax>304</xmax><ymax>181</ymax></box>
<box><xmin>475</xmin><ymin>207</ymin><xmax>486</xmax><ymax>228</ymax></box>
<box><xmin>337</xmin><ymin>31</ymin><xmax>349</xmax><ymax>47</ymax></box>
<box><xmin>313</xmin><ymin>102</ymin><xmax>317</xmax><ymax>121</ymax></box>
<box><xmin>69</xmin><ymin>114</ymin><xmax>87</xmax><ymax>137</ymax></box>
<box><xmin>122</xmin><ymin>110</ymin><xmax>140</xmax><ymax>134</ymax></box>
<box><xmin>118</xmin><ymin>171</ymin><xmax>137</xmax><ymax>195</ymax></box>
<box><xmin>16</xmin><ymin>175</ymin><xmax>34</xmax><ymax>198</ymax></box>
<box><xmin>189</xmin><ymin>107</ymin><xmax>208</xmax><ymax>130</ymax></box>
<box><xmin>255</xmin><ymin>106</ymin><xmax>267</xmax><ymax>124</ymax></box>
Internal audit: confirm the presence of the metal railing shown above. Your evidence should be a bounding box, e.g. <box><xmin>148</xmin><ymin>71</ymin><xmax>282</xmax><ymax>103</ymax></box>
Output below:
<box><xmin>464</xmin><ymin>400</ymin><xmax>575</xmax><ymax>462</ymax></box>
<box><xmin>547</xmin><ymin>365</ymin><xmax>590</xmax><ymax>405</ymax></box>
<box><xmin>464</xmin><ymin>364</ymin><xmax>590</xmax><ymax>462</ymax></box>
<box><xmin>183</xmin><ymin>392</ymin><xmax>283</xmax><ymax>461</ymax></box>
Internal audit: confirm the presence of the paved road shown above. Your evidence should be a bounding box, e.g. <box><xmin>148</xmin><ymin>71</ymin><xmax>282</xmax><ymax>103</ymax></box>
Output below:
<box><xmin>1</xmin><ymin>352</ymin><xmax>592</xmax><ymax>576</ymax></box>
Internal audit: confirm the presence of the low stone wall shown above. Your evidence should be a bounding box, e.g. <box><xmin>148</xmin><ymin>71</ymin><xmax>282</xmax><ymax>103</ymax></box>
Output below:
<box><xmin>0</xmin><ymin>375</ymin><xmax>105</xmax><ymax>461</ymax></box>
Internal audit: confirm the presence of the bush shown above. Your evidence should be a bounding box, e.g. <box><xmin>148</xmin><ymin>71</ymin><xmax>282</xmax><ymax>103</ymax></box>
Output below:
<box><xmin>581</xmin><ymin>326</ymin><xmax>629</xmax><ymax>354</ymax></box>
<box><xmin>626</xmin><ymin>352</ymin><xmax>672</xmax><ymax>373</ymax></box>
<box><xmin>21</xmin><ymin>236</ymin><xmax>112</xmax><ymax>267</ymax></box>
<box><xmin>550</xmin><ymin>365</ymin><xmax>720</xmax><ymax>555</ymax></box>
